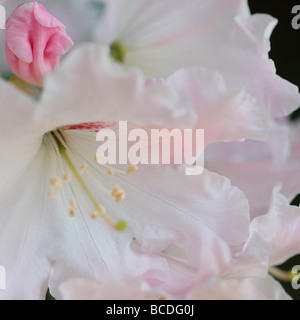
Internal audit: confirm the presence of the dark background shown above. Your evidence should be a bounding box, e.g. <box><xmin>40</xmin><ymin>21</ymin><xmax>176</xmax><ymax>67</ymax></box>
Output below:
<box><xmin>249</xmin><ymin>0</ymin><xmax>300</xmax><ymax>300</ymax></box>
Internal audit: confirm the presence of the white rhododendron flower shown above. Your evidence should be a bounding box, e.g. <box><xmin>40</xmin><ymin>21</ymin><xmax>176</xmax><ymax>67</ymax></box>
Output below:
<box><xmin>0</xmin><ymin>0</ymin><xmax>299</xmax><ymax>301</ymax></box>
<box><xmin>0</xmin><ymin>41</ymin><xmax>255</xmax><ymax>299</ymax></box>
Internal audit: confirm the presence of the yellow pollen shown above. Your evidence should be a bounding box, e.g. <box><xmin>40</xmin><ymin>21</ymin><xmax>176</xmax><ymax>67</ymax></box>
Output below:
<box><xmin>111</xmin><ymin>186</ymin><xmax>126</xmax><ymax>203</ymax></box>
<box><xmin>48</xmin><ymin>191</ymin><xmax>56</xmax><ymax>201</ymax></box>
<box><xmin>159</xmin><ymin>297</ymin><xmax>167</xmax><ymax>300</ymax></box>
<box><xmin>70</xmin><ymin>198</ymin><xmax>77</xmax><ymax>208</ymax></box>
<box><xmin>108</xmin><ymin>169</ymin><xmax>115</xmax><ymax>177</ymax></box>
<box><xmin>70</xmin><ymin>208</ymin><xmax>76</xmax><ymax>217</ymax></box>
<box><xmin>90</xmin><ymin>210</ymin><xmax>100</xmax><ymax>219</ymax></box>
<box><xmin>115</xmin><ymin>192</ymin><xmax>125</xmax><ymax>203</ymax></box>
<box><xmin>63</xmin><ymin>173</ymin><xmax>72</xmax><ymax>181</ymax></box>
<box><xmin>94</xmin><ymin>153</ymin><xmax>103</xmax><ymax>162</ymax></box>
<box><xmin>126</xmin><ymin>165</ymin><xmax>138</xmax><ymax>175</ymax></box>
<box><xmin>50</xmin><ymin>178</ymin><xmax>62</xmax><ymax>191</ymax></box>
<box><xmin>112</xmin><ymin>186</ymin><xmax>122</xmax><ymax>197</ymax></box>
<box><xmin>80</xmin><ymin>164</ymin><xmax>87</xmax><ymax>174</ymax></box>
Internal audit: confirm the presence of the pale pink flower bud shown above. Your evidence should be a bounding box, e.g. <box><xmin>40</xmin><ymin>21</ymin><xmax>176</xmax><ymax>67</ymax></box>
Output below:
<box><xmin>5</xmin><ymin>1</ymin><xmax>74</xmax><ymax>87</ymax></box>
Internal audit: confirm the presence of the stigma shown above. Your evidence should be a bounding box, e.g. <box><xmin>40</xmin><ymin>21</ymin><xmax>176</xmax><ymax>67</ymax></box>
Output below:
<box><xmin>43</xmin><ymin>129</ymin><xmax>138</xmax><ymax>231</ymax></box>
<box><xmin>110</xmin><ymin>41</ymin><xmax>127</xmax><ymax>63</ymax></box>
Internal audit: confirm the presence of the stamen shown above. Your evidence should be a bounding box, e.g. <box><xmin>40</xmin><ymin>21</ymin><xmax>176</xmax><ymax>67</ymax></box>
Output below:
<box><xmin>111</xmin><ymin>186</ymin><xmax>126</xmax><ymax>203</ymax></box>
<box><xmin>126</xmin><ymin>165</ymin><xmax>138</xmax><ymax>175</ymax></box>
<box><xmin>110</xmin><ymin>41</ymin><xmax>127</xmax><ymax>63</ymax></box>
<box><xmin>70</xmin><ymin>198</ymin><xmax>77</xmax><ymax>208</ymax></box>
<box><xmin>116</xmin><ymin>220</ymin><xmax>127</xmax><ymax>231</ymax></box>
<box><xmin>107</xmin><ymin>169</ymin><xmax>114</xmax><ymax>177</ymax></box>
<box><xmin>90</xmin><ymin>211</ymin><xmax>100</xmax><ymax>219</ymax></box>
<box><xmin>70</xmin><ymin>208</ymin><xmax>77</xmax><ymax>217</ymax></box>
<box><xmin>112</xmin><ymin>186</ymin><xmax>122</xmax><ymax>197</ymax></box>
<box><xmin>59</xmin><ymin>146</ymin><xmax>126</xmax><ymax>230</ymax></box>
<box><xmin>95</xmin><ymin>153</ymin><xmax>103</xmax><ymax>162</ymax></box>
<box><xmin>80</xmin><ymin>163</ymin><xmax>87</xmax><ymax>174</ymax></box>
<box><xmin>49</xmin><ymin>191</ymin><xmax>56</xmax><ymax>201</ymax></box>
<box><xmin>115</xmin><ymin>192</ymin><xmax>125</xmax><ymax>203</ymax></box>
<box><xmin>50</xmin><ymin>178</ymin><xmax>62</xmax><ymax>191</ymax></box>
<box><xmin>269</xmin><ymin>266</ymin><xmax>294</xmax><ymax>282</ymax></box>
<box><xmin>63</xmin><ymin>173</ymin><xmax>72</xmax><ymax>181</ymax></box>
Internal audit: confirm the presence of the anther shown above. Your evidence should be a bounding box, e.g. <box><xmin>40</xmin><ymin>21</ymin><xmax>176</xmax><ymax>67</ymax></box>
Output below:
<box><xmin>115</xmin><ymin>192</ymin><xmax>125</xmax><ymax>203</ymax></box>
<box><xmin>48</xmin><ymin>191</ymin><xmax>56</xmax><ymax>201</ymax></box>
<box><xmin>108</xmin><ymin>169</ymin><xmax>114</xmax><ymax>177</ymax></box>
<box><xmin>70</xmin><ymin>208</ymin><xmax>76</xmax><ymax>217</ymax></box>
<box><xmin>63</xmin><ymin>173</ymin><xmax>72</xmax><ymax>181</ymax></box>
<box><xmin>94</xmin><ymin>153</ymin><xmax>103</xmax><ymax>162</ymax></box>
<box><xmin>111</xmin><ymin>186</ymin><xmax>126</xmax><ymax>203</ymax></box>
<box><xmin>90</xmin><ymin>210</ymin><xmax>100</xmax><ymax>219</ymax></box>
<box><xmin>70</xmin><ymin>198</ymin><xmax>77</xmax><ymax>208</ymax></box>
<box><xmin>80</xmin><ymin>164</ymin><xmax>87</xmax><ymax>174</ymax></box>
<box><xmin>112</xmin><ymin>186</ymin><xmax>121</xmax><ymax>197</ymax></box>
<box><xmin>50</xmin><ymin>178</ymin><xmax>62</xmax><ymax>191</ymax></box>
<box><xmin>126</xmin><ymin>165</ymin><xmax>138</xmax><ymax>175</ymax></box>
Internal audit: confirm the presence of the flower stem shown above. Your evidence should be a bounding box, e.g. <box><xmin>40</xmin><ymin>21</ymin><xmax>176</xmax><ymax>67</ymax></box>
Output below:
<box><xmin>269</xmin><ymin>266</ymin><xmax>293</xmax><ymax>282</ymax></box>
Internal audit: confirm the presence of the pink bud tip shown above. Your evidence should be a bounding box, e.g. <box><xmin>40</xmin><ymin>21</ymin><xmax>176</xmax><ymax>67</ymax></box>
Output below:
<box><xmin>5</xmin><ymin>1</ymin><xmax>74</xmax><ymax>87</ymax></box>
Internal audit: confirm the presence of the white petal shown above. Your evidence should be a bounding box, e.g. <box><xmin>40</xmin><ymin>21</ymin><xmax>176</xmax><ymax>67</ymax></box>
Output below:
<box><xmin>59</xmin><ymin>278</ymin><xmax>162</xmax><ymax>300</ymax></box>
<box><xmin>106</xmin><ymin>165</ymin><xmax>250</xmax><ymax>256</ymax></box>
<box><xmin>94</xmin><ymin>0</ymin><xmax>214</xmax><ymax>47</ymax></box>
<box><xmin>167</xmin><ymin>68</ymin><xmax>269</xmax><ymax>145</ymax></box>
<box><xmin>205</xmin><ymin>121</ymin><xmax>300</xmax><ymax>218</ymax></box>
<box><xmin>188</xmin><ymin>276</ymin><xmax>291</xmax><ymax>300</ymax></box>
<box><xmin>249</xmin><ymin>186</ymin><xmax>300</xmax><ymax>266</ymax></box>
<box><xmin>0</xmin><ymin>79</ymin><xmax>44</xmax><ymax>190</ymax></box>
<box><xmin>56</xmin><ymin>130</ymin><xmax>250</xmax><ymax>267</ymax></box>
<box><xmin>37</xmin><ymin>43</ymin><xmax>196</xmax><ymax>132</ymax></box>
<box><xmin>0</xmin><ymin>147</ymin><xmax>52</xmax><ymax>299</ymax></box>
<box><xmin>95</xmin><ymin>0</ymin><xmax>300</xmax><ymax>118</ymax></box>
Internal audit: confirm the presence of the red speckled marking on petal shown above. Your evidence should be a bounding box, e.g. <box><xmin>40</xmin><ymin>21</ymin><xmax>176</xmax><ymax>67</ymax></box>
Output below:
<box><xmin>63</xmin><ymin>122</ymin><xmax>116</xmax><ymax>132</ymax></box>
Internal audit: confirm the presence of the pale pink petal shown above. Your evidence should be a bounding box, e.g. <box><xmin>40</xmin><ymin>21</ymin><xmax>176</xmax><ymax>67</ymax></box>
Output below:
<box><xmin>167</xmin><ymin>68</ymin><xmax>269</xmax><ymax>145</ymax></box>
<box><xmin>37</xmin><ymin>43</ymin><xmax>196</xmax><ymax>133</ymax></box>
<box><xmin>93</xmin><ymin>0</ymin><xmax>211</xmax><ymax>47</ymax></box>
<box><xmin>89</xmin><ymin>164</ymin><xmax>250</xmax><ymax>256</ymax></box>
<box><xmin>60</xmin><ymin>278</ymin><xmax>162</xmax><ymax>300</ymax></box>
<box><xmin>0</xmin><ymin>79</ymin><xmax>45</xmax><ymax>190</ymax></box>
<box><xmin>205</xmin><ymin>122</ymin><xmax>300</xmax><ymax>218</ymax></box>
<box><xmin>223</xmin><ymin>233</ymin><xmax>271</xmax><ymax>279</ymax></box>
<box><xmin>188</xmin><ymin>276</ymin><xmax>291</xmax><ymax>300</ymax></box>
<box><xmin>248</xmin><ymin>186</ymin><xmax>300</xmax><ymax>266</ymax></box>
<box><xmin>0</xmin><ymin>148</ymin><xmax>52</xmax><ymax>299</ymax></box>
